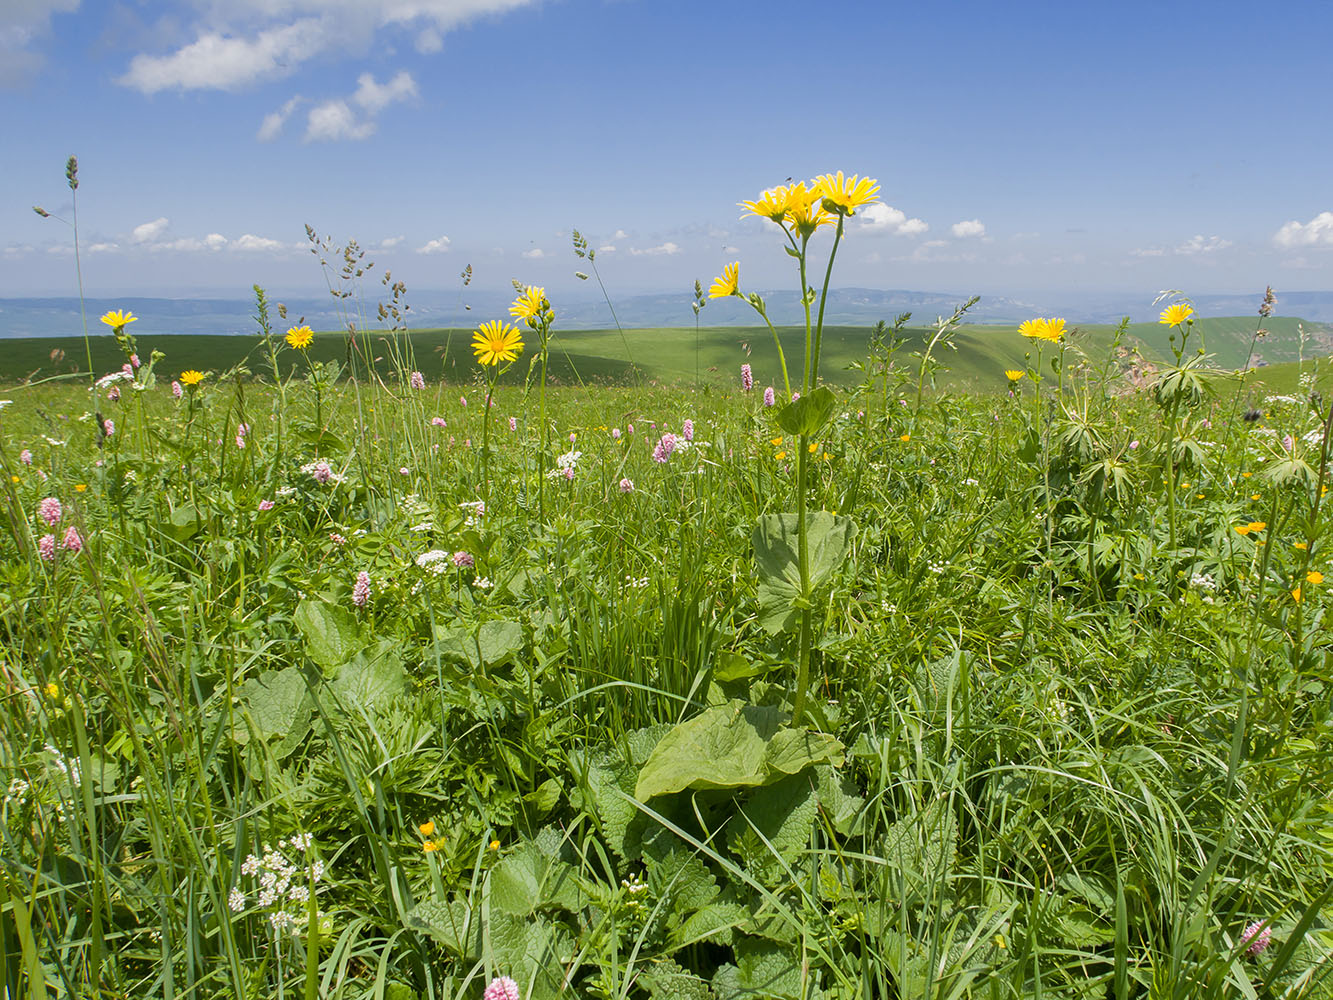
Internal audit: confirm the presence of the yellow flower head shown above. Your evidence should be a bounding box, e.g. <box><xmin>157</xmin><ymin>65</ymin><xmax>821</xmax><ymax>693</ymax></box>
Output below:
<box><xmin>1294</xmin><ymin>541</ymin><xmax>1308</xmax><ymax>550</ymax></box>
<box><xmin>1159</xmin><ymin>303</ymin><xmax>1194</xmax><ymax>326</ymax></box>
<box><xmin>45</xmin><ymin>682</ymin><xmax>59</xmax><ymax>699</ymax></box>
<box><xmin>900</xmin><ymin>433</ymin><xmax>910</xmax><ymax>442</ymax></box>
<box><xmin>418</xmin><ymin>821</ymin><xmax>435</xmax><ymax>837</ymax></box>
<box><xmin>1234</xmin><ymin>524</ymin><xmax>1251</xmax><ymax>536</ymax></box>
<box><xmin>489</xmin><ymin>839</ymin><xmax>501</xmax><ymax>851</ymax></box>
<box><xmin>1045</xmin><ymin>318</ymin><xmax>1067</xmax><ymax>342</ymax></box>
<box><xmin>813</xmin><ymin>172</ymin><xmax>880</xmax><ymax>216</ymax></box>
<box><xmin>75</xmin><ymin>484</ymin><xmax>87</xmax><ymax>492</ymax></box>
<box><xmin>472</xmin><ymin>321</ymin><xmax>524</xmax><ymax>366</ymax></box>
<box><xmin>1018</xmin><ymin>318</ymin><xmax>1048</xmax><ymax>341</ymax></box>
<box><xmin>100</xmin><ymin>309</ymin><xmax>137</xmax><ymax>329</ymax></box>
<box><xmin>179</xmin><ymin>370</ymin><xmax>205</xmax><ymax>386</ymax></box>
<box><xmin>285</xmin><ymin>325</ymin><xmax>314</xmax><ymax>349</ymax></box>
<box><xmin>1291</xmin><ymin>587</ymin><xmax>1302</xmax><ymax>603</ymax></box>
<box><xmin>740</xmin><ymin>185</ymin><xmax>792</xmax><ymax>223</ymax></box>
<box><xmin>509</xmin><ymin>286</ymin><xmax>549</xmax><ymax>322</ymax></box>
<box><xmin>1307</xmin><ymin>570</ymin><xmax>1324</xmax><ymax>585</ymax></box>
<box><xmin>709</xmin><ymin>262</ymin><xmax>741</xmax><ymax>298</ymax></box>
<box><xmin>782</xmin><ymin>182</ymin><xmax>834</xmax><ymax>237</ymax></box>
<box><xmin>774</xmin><ymin>450</ymin><xmax>786</xmax><ymax>461</ymax></box>
<box><xmin>1005</xmin><ymin>369</ymin><xmax>1026</xmax><ymax>382</ymax></box>
<box><xmin>423</xmin><ymin>840</ymin><xmax>439</xmax><ymax>853</ymax></box>
<box><xmin>1247</xmin><ymin>521</ymin><xmax>1267</xmax><ymax>533</ymax></box>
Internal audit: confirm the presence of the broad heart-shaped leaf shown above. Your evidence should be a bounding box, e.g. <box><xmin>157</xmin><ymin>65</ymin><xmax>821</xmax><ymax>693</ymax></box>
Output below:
<box><xmin>634</xmin><ymin>701</ymin><xmax>844</xmax><ymax>800</ymax></box>
<box><xmin>329</xmin><ymin>642</ymin><xmax>407</xmax><ymax>718</ymax></box>
<box><xmin>752</xmin><ymin>512</ymin><xmax>857</xmax><ymax>634</ymax></box>
<box><xmin>728</xmin><ymin>772</ymin><xmax>819</xmax><ymax>880</ymax></box>
<box><xmin>403</xmin><ymin>897</ymin><xmax>482</xmax><ymax>960</ymax></box>
<box><xmin>293</xmin><ymin>597</ymin><xmax>363</xmax><ymax>672</ymax></box>
<box><xmin>232</xmin><ymin>667</ymin><xmax>311</xmax><ymax>758</ymax></box>
<box><xmin>433</xmin><ymin>620</ymin><xmax>523</xmax><ymax>670</ymax></box>
<box><xmin>775</xmin><ymin>385</ymin><xmax>836</xmax><ymax>437</ymax></box>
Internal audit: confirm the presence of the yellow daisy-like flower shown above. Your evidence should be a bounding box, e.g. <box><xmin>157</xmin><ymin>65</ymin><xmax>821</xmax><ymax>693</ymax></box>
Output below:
<box><xmin>740</xmin><ymin>185</ymin><xmax>791</xmax><ymax>223</ymax></box>
<box><xmin>900</xmin><ymin>433</ymin><xmax>910</xmax><ymax>443</ymax></box>
<box><xmin>1307</xmin><ymin>570</ymin><xmax>1324</xmax><ymax>585</ymax></box>
<box><xmin>179</xmin><ymin>370</ymin><xmax>205</xmax><ymax>386</ymax></box>
<box><xmin>509</xmin><ymin>286</ymin><xmax>548</xmax><ymax>321</ymax></box>
<box><xmin>813</xmin><ymin>172</ymin><xmax>880</xmax><ymax>216</ymax></box>
<box><xmin>1018</xmin><ymin>318</ymin><xmax>1048</xmax><ymax>341</ymax></box>
<box><xmin>285</xmin><ymin>325</ymin><xmax>314</xmax><ymax>350</ymax></box>
<box><xmin>1234</xmin><ymin>524</ymin><xmax>1251</xmax><ymax>536</ymax></box>
<box><xmin>489</xmin><ymin>839</ymin><xmax>501</xmax><ymax>851</ymax></box>
<box><xmin>1294</xmin><ymin>541</ymin><xmax>1308</xmax><ymax>550</ymax></box>
<box><xmin>75</xmin><ymin>484</ymin><xmax>87</xmax><ymax>492</ymax></box>
<box><xmin>1159</xmin><ymin>303</ymin><xmax>1194</xmax><ymax>326</ymax></box>
<box><xmin>472</xmin><ymin>321</ymin><xmax>524</xmax><ymax>366</ymax></box>
<box><xmin>1045</xmin><ymin>318</ymin><xmax>1067</xmax><ymax>342</ymax></box>
<box><xmin>782</xmin><ymin>182</ymin><xmax>834</xmax><ymax>237</ymax></box>
<box><xmin>418</xmin><ymin>821</ymin><xmax>435</xmax><ymax>837</ymax></box>
<box><xmin>709</xmin><ymin>262</ymin><xmax>741</xmax><ymax>298</ymax></box>
<box><xmin>770</xmin><ymin>436</ymin><xmax>784</xmax><ymax>446</ymax></box>
<box><xmin>45</xmin><ymin>682</ymin><xmax>59</xmax><ymax>699</ymax></box>
<box><xmin>99</xmin><ymin>309</ymin><xmax>137</xmax><ymax>329</ymax></box>
<box><xmin>774</xmin><ymin>450</ymin><xmax>787</xmax><ymax>461</ymax></box>
<box><xmin>1247</xmin><ymin>521</ymin><xmax>1267</xmax><ymax>532</ymax></box>
<box><xmin>1005</xmin><ymin>370</ymin><xmax>1025</xmax><ymax>381</ymax></box>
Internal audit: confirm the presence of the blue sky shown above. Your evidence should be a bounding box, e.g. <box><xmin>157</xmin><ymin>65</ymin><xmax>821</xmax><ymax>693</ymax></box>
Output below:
<box><xmin>5</xmin><ymin>0</ymin><xmax>1333</xmax><ymax>305</ymax></box>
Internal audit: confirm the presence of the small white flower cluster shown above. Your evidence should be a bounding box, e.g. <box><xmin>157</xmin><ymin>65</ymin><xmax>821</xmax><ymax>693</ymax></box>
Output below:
<box><xmin>235</xmin><ymin>834</ymin><xmax>326</xmax><ymax>933</ymax></box>
<box><xmin>409</xmin><ymin>521</ymin><xmax>436</xmax><ymax>533</ymax></box>
<box><xmin>1190</xmin><ymin>572</ymin><xmax>1217</xmax><ymax>591</ymax></box>
<box><xmin>274</xmin><ymin>485</ymin><xmax>297</xmax><ymax>499</ymax></box>
<box><xmin>473</xmin><ymin>576</ymin><xmax>493</xmax><ymax>590</ymax></box>
<box><xmin>624</xmin><ymin>575</ymin><xmax>649</xmax><ymax>589</ymax></box>
<box><xmin>621</xmin><ymin>871</ymin><xmax>649</xmax><ymax>916</ymax></box>
<box><xmin>928</xmin><ymin>560</ymin><xmax>948</xmax><ymax>575</ymax></box>
<box><xmin>5</xmin><ymin>777</ymin><xmax>30</xmax><ymax>805</ymax></box>
<box><xmin>556</xmin><ymin>450</ymin><xmax>582</xmax><ymax>470</ymax></box>
<box><xmin>415</xmin><ymin>550</ymin><xmax>451</xmax><ymax>575</ymax></box>
<box><xmin>459</xmin><ymin>499</ymin><xmax>486</xmax><ymax>527</ymax></box>
<box><xmin>1264</xmin><ymin>394</ymin><xmax>1300</xmax><ymax>405</ymax></box>
<box><xmin>963</xmin><ymin>478</ymin><xmax>979</xmax><ymax>486</ymax></box>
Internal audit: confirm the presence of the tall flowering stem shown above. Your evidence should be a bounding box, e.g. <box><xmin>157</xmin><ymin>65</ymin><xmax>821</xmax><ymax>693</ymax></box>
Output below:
<box><xmin>472</xmin><ymin>319</ymin><xmax>525</xmax><ymax>500</ymax></box>
<box><xmin>511</xmin><ymin>286</ymin><xmax>555</xmax><ymax>518</ymax></box>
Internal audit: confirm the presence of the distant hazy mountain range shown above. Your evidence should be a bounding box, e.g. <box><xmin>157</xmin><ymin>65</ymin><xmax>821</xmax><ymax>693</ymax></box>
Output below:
<box><xmin>2</xmin><ymin>288</ymin><xmax>1329</xmax><ymax>338</ymax></box>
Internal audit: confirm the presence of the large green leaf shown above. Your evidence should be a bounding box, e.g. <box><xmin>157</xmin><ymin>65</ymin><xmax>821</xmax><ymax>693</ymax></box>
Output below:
<box><xmin>488</xmin><ymin>840</ymin><xmax>584</xmax><ymax>916</ymax></box>
<box><xmin>635</xmin><ymin>701</ymin><xmax>843</xmax><ymax>800</ymax></box>
<box><xmin>434</xmin><ymin>620</ymin><xmax>523</xmax><ymax>669</ymax></box>
<box><xmin>775</xmin><ymin>385</ymin><xmax>836</xmax><ymax>437</ymax></box>
<box><xmin>293</xmin><ymin>597</ymin><xmax>362</xmax><ymax>671</ymax></box>
<box><xmin>330</xmin><ymin>642</ymin><xmax>407</xmax><ymax>717</ymax></box>
<box><xmin>752</xmin><ymin>512</ymin><xmax>857</xmax><ymax>633</ymax></box>
<box><xmin>232</xmin><ymin>667</ymin><xmax>311</xmax><ymax>759</ymax></box>
<box><xmin>403</xmin><ymin>898</ymin><xmax>482</xmax><ymax>959</ymax></box>
<box><xmin>728</xmin><ymin>772</ymin><xmax>819</xmax><ymax>877</ymax></box>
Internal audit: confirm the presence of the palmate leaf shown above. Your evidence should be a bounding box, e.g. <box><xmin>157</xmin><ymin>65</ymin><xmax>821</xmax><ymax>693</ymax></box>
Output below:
<box><xmin>752</xmin><ymin>512</ymin><xmax>856</xmax><ymax>633</ymax></box>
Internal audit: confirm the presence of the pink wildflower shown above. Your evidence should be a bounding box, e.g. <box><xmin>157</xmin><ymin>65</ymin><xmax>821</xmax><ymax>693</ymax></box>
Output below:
<box><xmin>38</xmin><ymin>497</ymin><xmax>63</xmax><ymax>526</ymax></box>
<box><xmin>452</xmin><ymin>551</ymin><xmax>474</xmax><ymax>568</ymax></box>
<box><xmin>791</xmin><ymin>391</ymin><xmax>800</xmax><ymax>402</ymax></box>
<box><xmin>459</xmin><ymin>395</ymin><xmax>468</xmax><ymax>408</ymax></box>
<box><xmin>61</xmin><ymin>526</ymin><xmax>83</xmax><ymax>553</ymax></box>
<box><xmin>19</xmin><ymin>449</ymin><xmax>32</xmax><ymax>465</ymax></box>
<box><xmin>329</xmin><ymin>532</ymin><xmax>347</xmax><ymax>546</ymax></box>
<box><xmin>130</xmin><ymin>353</ymin><xmax>140</xmax><ymax>368</ymax></box>
<box><xmin>410</xmin><ymin>371</ymin><xmax>425</xmax><ymax>390</ymax></box>
<box><xmin>172</xmin><ymin>381</ymin><xmax>183</xmax><ymax>399</ymax></box>
<box><xmin>1129</xmin><ymin>440</ymin><xmax>1139</xmax><ymax>450</ymax></box>
<box><xmin>309</xmin><ymin>461</ymin><xmax>333</xmax><ymax>484</ymax></box>
<box><xmin>564</xmin><ymin>466</ymin><xmax>575</xmax><ymax>481</ymax></box>
<box><xmin>1241</xmin><ymin>920</ymin><xmax>1272</xmax><ymax>957</ymax></box>
<box><xmin>619</xmin><ymin>477</ymin><xmax>634</xmax><ymax>492</ymax></box>
<box><xmin>652</xmin><ymin>433</ymin><xmax>678</xmax><ymax>463</ymax></box>
<box><xmin>432</xmin><ymin>417</ymin><xmax>448</xmax><ymax>428</ymax></box>
<box><xmin>103</xmin><ymin>419</ymin><xmax>115</xmax><ymax>437</ymax></box>
<box><xmin>399</xmin><ymin>466</ymin><xmax>410</xmax><ymax>475</ymax></box>
<box><xmin>235</xmin><ymin>435</ymin><xmax>246</xmax><ymax>449</ymax></box>
<box><xmin>38</xmin><ymin>534</ymin><xmax>56</xmax><ymax>562</ymax></box>
<box><xmin>683</xmin><ymin>419</ymin><xmax>694</xmax><ymax>441</ymax></box>
<box><xmin>763</xmin><ymin>387</ymin><xmax>775</xmax><ymax>407</ymax></box>
<box><xmin>121</xmin><ymin>363</ymin><xmax>133</xmax><ymax>377</ymax></box>
<box><xmin>1283</xmin><ymin>434</ymin><xmax>1294</xmax><ymax>453</ymax></box>
<box><xmin>741</xmin><ymin>363</ymin><xmax>753</xmax><ymax>391</ymax></box>
<box><xmin>483</xmin><ymin>977</ymin><xmax>520</xmax><ymax>1000</ymax></box>
<box><xmin>611</xmin><ymin>428</ymin><xmax>621</xmax><ymax>440</ymax></box>
<box><xmin>352</xmin><ymin>571</ymin><xmax>371</xmax><ymax>608</ymax></box>
<box><xmin>108</xmin><ymin>386</ymin><xmax>120</xmax><ymax>402</ymax></box>
<box><xmin>627</xmin><ymin>423</ymin><xmax>634</xmax><ymax>435</ymax></box>
<box><xmin>570</xmin><ymin>432</ymin><xmax>577</xmax><ymax>443</ymax></box>
<box><xmin>508</xmin><ymin>416</ymin><xmax>517</xmax><ymax>431</ymax></box>
<box><xmin>258</xmin><ymin>500</ymin><xmax>275</xmax><ymax>511</ymax></box>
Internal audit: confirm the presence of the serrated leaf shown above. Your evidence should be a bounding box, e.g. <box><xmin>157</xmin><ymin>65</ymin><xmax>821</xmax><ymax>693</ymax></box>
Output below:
<box><xmin>641</xmin><ymin>958</ymin><xmax>716</xmax><ymax>1000</ymax></box>
<box><xmin>775</xmin><ymin>385</ymin><xmax>836</xmax><ymax>437</ymax></box>
<box><xmin>648</xmin><ymin>850</ymin><xmax>719</xmax><ymax>913</ymax></box>
<box><xmin>673</xmin><ymin>902</ymin><xmax>750</xmax><ymax>948</ymax></box>
<box><xmin>293</xmin><ymin>597</ymin><xmax>363</xmax><ymax>671</ymax></box>
<box><xmin>330</xmin><ymin>642</ymin><xmax>406</xmax><ymax>717</ymax></box>
<box><xmin>729</xmin><ymin>772</ymin><xmax>818</xmax><ymax>869</ymax></box>
<box><xmin>752</xmin><ymin>512</ymin><xmax>856</xmax><ymax>634</ymax></box>
<box><xmin>489</xmin><ymin>841</ymin><xmax>584</xmax><ymax>916</ymax></box>
<box><xmin>403</xmin><ymin>897</ymin><xmax>482</xmax><ymax>959</ymax></box>
<box><xmin>714</xmin><ymin>940</ymin><xmax>803</xmax><ymax>1000</ymax></box>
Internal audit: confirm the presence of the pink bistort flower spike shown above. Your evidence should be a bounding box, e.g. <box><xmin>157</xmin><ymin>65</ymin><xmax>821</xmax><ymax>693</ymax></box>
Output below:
<box><xmin>763</xmin><ymin>387</ymin><xmax>775</xmax><ymax>407</ymax></box>
<box><xmin>741</xmin><ymin>363</ymin><xmax>753</xmax><ymax>392</ymax></box>
<box><xmin>61</xmin><ymin>526</ymin><xmax>83</xmax><ymax>553</ymax></box>
<box><xmin>103</xmin><ymin>419</ymin><xmax>115</xmax><ymax>437</ymax></box>
<box><xmin>1242</xmin><ymin>920</ymin><xmax>1272</xmax><ymax>957</ymax></box>
<box><xmin>38</xmin><ymin>497</ymin><xmax>63</xmax><ymax>526</ymax></box>
<box><xmin>611</xmin><ymin>427</ymin><xmax>620</xmax><ymax>440</ymax></box>
<box><xmin>452</xmin><ymin>551</ymin><xmax>474</xmax><ymax>568</ymax></box>
<box><xmin>108</xmin><ymin>386</ymin><xmax>120</xmax><ymax>402</ymax></box>
<box><xmin>19</xmin><ymin>449</ymin><xmax>32</xmax><ymax>465</ymax></box>
<box><xmin>619</xmin><ymin>477</ymin><xmax>634</xmax><ymax>493</ymax></box>
<box><xmin>352</xmin><ymin>571</ymin><xmax>371</xmax><ymax>608</ymax></box>
<box><xmin>683</xmin><ymin>419</ymin><xmax>694</xmax><ymax>441</ymax></box>
<box><xmin>130</xmin><ymin>353</ymin><xmax>140</xmax><ymax>368</ymax></box>
<box><xmin>258</xmin><ymin>500</ymin><xmax>275</xmax><ymax>511</ymax></box>
<box><xmin>38</xmin><ymin>534</ymin><xmax>56</xmax><ymax>562</ymax></box>
<box><xmin>172</xmin><ymin>381</ymin><xmax>183</xmax><ymax>399</ymax></box>
<box><xmin>410</xmin><ymin>371</ymin><xmax>425</xmax><ymax>390</ymax></box>
<box><xmin>483</xmin><ymin>977</ymin><xmax>520</xmax><ymax>1000</ymax></box>
<box><xmin>432</xmin><ymin>417</ymin><xmax>448</xmax><ymax>428</ymax></box>
<box><xmin>509</xmin><ymin>416</ymin><xmax>517</xmax><ymax>431</ymax></box>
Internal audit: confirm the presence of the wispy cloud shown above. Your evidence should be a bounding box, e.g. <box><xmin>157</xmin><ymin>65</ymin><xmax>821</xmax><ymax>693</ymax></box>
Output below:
<box><xmin>1175</xmin><ymin>234</ymin><xmax>1231</xmax><ymax>255</ymax></box>
<box><xmin>416</xmin><ymin>236</ymin><xmax>451</xmax><ymax>254</ymax></box>
<box><xmin>950</xmin><ymin>219</ymin><xmax>986</xmax><ymax>239</ymax></box>
<box><xmin>629</xmin><ymin>242</ymin><xmax>681</xmax><ymax>256</ymax></box>
<box><xmin>258</xmin><ymin>96</ymin><xmax>304</xmax><ymax>141</ymax></box>
<box><xmin>521</xmin><ymin>248</ymin><xmax>545</xmax><ymax>259</ymax></box>
<box><xmin>131</xmin><ymin>217</ymin><xmax>170</xmax><ymax>243</ymax></box>
<box><xmin>1274</xmin><ymin>211</ymin><xmax>1333</xmax><ymax>248</ymax></box>
<box><xmin>0</xmin><ymin>0</ymin><xmax>80</xmax><ymax>88</ymax></box>
<box><xmin>303</xmin><ymin>71</ymin><xmax>417</xmax><ymax>141</ymax></box>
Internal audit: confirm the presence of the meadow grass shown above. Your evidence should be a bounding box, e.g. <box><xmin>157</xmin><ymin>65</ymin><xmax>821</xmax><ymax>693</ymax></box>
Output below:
<box><xmin>1</xmin><ymin>309</ymin><xmax>1331</xmax><ymax>1000</ymax></box>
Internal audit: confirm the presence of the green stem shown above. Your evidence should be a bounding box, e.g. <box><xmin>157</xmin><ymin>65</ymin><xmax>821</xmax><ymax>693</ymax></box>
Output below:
<box><xmin>70</xmin><ymin>187</ymin><xmax>93</xmax><ymax>388</ymax></box>
<box><xmin>791</xmin><ymin>434</ymin><xmax>813</xmax><ymax>726</ymax></box>
<box><xmin>809</xmin><ymin>216</ymin><xmax>844</xmax><ymax>387</ymax></box>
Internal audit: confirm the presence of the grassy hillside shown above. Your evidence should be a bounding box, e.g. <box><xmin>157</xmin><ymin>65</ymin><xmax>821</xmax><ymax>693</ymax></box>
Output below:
<box><xmin>4</xmin><ymin>315</ymin><xmax>1330</xmax><ymax>394</ymax></box>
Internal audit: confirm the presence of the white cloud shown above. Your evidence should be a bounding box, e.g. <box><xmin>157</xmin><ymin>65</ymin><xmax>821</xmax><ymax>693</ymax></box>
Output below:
<box><xmin>380</xmin><ymin>235</ymin><xmax>404</xmax><ymax>248</ymax></box>
<box><xmin>521</xmin><ymin>248</ymin><xmax>545</xmax><ymax>259</ymax></box>
<box><xmin>416</xmin><ymin>236</ymin><xmax>451</xmax><ymax>254</ymax></box>
<box><xmin>721</xmin><ymin>244</ymin><xmax>739</xmax><ymax>254</ymax></box>
<box><xmin>258</xmin><ymin>96</ymin><xmax>304</xmax><ymax>141</ymax></box>
<box><xmin>0</xmin><ymin>0</ymin><xmax>80</xmax><ymax>87</ymax></box>
<box><xmin>859</xmin><ymin>203</ymin><xmax>928</xmax><ymax>237</ymax></box>
<box><xmin>1175</xmin><ymin>234</ymin><xmax>1231</xmax><ymax>255</ymax></box>
<box><xmin>87</xmin><ymin>242</ymin><xmax>120</xmax><ymax>254</ymax></box>
<box><xmin>629</xmin><ymin>242</ymin><xmax>681</xmax><ymax>256</ymax></box>
<box><xmin>353</xmin><ymin>70</ymin><xmax>417</xmax><ymax>113</ymax></box>
<box><xmin>116</xmin><ymin>1</ymin><xmax>539</xmax><ymax>94</ymax></box>
<box><xmin>597</xmin><ymin>245</ymin><xmax>616</xmax><ymax>253</ymax></box>
<box><xmin>204</xmin><ymin>233</ymin><xmax>228</xmax><ymax>250</ymax></box>
<box><xmin>922</xmin><ymin>239</ymin><xmax>948</xmax><ymax>248</ymax></box>
<box><xmin>1129</xmin><ymin>247</ymin><xmax>1165</xmax><ymax>258</ymax></box>
<box><xmin>132</xmin><ymin>217</ymin><xmax>169</xmax><ymax>244</ymax></box>
<box><xmin>951</xmin><ymin>219</ymin><xmax>986</xmax><ymax>239</ymax></box>
<box><xmin>613</xmin><ymin>229</ymin><xmax>628</xmax><ymax>240</ymax></box>
<box><xmin>232</xmin><ymin>233</ymin><xmax>285</xmax><ymax>252</ymax></box>
<box><xmin>305</xmin><ymin>100</ymin><xmax>375</xmax><ymax>141</ymax></box>
<box><xmin>1273</xmin><ymin>211</ymin><xmax>1333</xmax><ymax>248</ymax></box>
<box><xmin>119</xmin><ymin>19</ymin><xmax>328</xmax><ymax>93</ymax></box>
